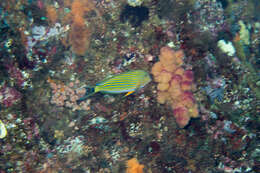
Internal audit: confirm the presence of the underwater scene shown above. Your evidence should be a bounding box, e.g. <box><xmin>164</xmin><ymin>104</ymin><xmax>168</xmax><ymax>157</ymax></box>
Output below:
<box><xmin>0</xmin><ymin>0</ymin><xmax>259</xmax><ymax>172</ymax></box>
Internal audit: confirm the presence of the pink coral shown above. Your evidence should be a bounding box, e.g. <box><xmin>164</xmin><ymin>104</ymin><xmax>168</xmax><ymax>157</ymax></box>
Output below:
<box><xmin>173</xmin><ymin>107</ymin><xmax>190</xmax><ymax>128</ymax></box>
<box><xmin>151</xmin><ymin>46</ymin><xmax>199</xmax><ymax>128</ymax></box>
<box><xmin>47</xmin><ymin>78</ymin><xmax>90</xmax><ymax>111</ymax></box>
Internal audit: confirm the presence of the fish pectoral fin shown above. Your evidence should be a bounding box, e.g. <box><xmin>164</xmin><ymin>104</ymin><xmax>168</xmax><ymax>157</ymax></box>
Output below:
<box><xmin>125</xmin><ymin>91</ymin><xmax>135</xmax><ymax>97</ymax></box>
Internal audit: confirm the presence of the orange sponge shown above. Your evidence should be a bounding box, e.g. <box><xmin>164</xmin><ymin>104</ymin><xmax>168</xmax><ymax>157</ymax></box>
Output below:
<box><xmin>126</xmin><ymin>158</ymin><xmax>144</xmax><ymax>173</ymax></box>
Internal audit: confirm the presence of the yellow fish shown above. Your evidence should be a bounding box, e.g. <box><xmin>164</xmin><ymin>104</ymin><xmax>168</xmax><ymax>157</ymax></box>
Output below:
<box><xmin>77</xmin><ymin>70</ymin><xmax>151</xmax><ymax>102</ymax></box>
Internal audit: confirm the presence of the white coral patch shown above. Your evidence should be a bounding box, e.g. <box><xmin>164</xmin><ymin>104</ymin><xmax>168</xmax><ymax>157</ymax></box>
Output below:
<box><xmin>217</xmin><ymin>40</ymin><xmax>236</xmax><ymax>56</ymax></box>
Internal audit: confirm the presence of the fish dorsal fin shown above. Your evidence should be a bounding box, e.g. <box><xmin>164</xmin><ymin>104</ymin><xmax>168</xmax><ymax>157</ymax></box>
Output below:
<box><xmin>96</xmin><ymin>74</ymin><xmax>114</xmax><ymax>86</ymax></box>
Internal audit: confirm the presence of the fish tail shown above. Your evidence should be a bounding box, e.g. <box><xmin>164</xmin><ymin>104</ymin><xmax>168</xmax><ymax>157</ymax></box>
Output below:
<box><xmin>76</xmin><ymin>87</ymin><xmax>96</xmax><ymax>104</ymax></box>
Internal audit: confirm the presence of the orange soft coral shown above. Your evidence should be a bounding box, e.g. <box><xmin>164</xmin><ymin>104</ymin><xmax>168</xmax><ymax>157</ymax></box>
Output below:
<box><xmin>151</xmin><ymin>46</ymin><xmax>199</xmax><ymax>128</ymax></box>
<box><xmin>157</xmin><ymin>91</ymin><xmax>169</xmax><ymax>104</ymax></box>
<box><xmin>69</xmin><ymin>22</ymin><xmax>91</xmax><ymax>56</ymax></box>
<box><xmin>71</xmin><ymin>0</ymin><xmax>94</xmax><ymax>25</ymax></box>
<box><xmin>151</xmin><ymin>62</ymin><xmax>163</xmax><ymax>76</ymax></box>
<box><xmin>159</xmin><ymin>46</ymin><xmax>176</xmax><ymax>66</ymax></box>
<box><xmin>65</xmin><ymin>0</ymin><xmax>96</xmax><ymax>55</ymax></box>
<box><xmin>46</xmin><ymin>5</ymin><xmax>57</xmax><ymax>24</ymax></box>
<box><xmin>126</xmin><ymin>158</ymin><xmax>144</xmax><ymax>173</ymax></box>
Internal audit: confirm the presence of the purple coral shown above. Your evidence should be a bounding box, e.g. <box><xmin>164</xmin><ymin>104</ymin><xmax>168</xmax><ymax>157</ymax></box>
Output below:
<box><xmin>0</xmin><ymin>85</ymin><xmax>22</xmax><ymax>107</ymax></box>
<box><xmin>5</xmin><ymin>63</ymin><xmax>26</xmax><ymax>87</ymax></box>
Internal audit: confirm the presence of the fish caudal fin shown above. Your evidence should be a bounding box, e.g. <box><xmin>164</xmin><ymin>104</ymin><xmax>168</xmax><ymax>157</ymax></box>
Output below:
<box><xmin>124</xmin><ymin>91</ymin><xmax>135</xmax><ymax>97</ymax></box>
<box><xmin>76</xmin><ymin>87</ymin><xmax>96</xmax><ymax>104</ymax></box>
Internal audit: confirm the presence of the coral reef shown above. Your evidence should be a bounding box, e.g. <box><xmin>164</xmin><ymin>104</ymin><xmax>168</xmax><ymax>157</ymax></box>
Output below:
<box><xmin>151</xmin><ymin>46</ymin><xmax>198</xmax><ymax>127</ymax></box>
<box><xmin>0</xmin><ymin>0</ymin><xmax>258</xmax><ymax>172</ymax></box>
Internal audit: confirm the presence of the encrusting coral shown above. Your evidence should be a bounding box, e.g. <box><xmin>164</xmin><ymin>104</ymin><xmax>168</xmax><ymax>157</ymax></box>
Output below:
<box><xmin>151</xmin><ymin>46</ymin><xmax>199</xmax><ymax>128</ymax></box>
<box><xmin>126</xmin><ymin>158</ymin><xmax>144</xmax><ymax>173</ymax></box>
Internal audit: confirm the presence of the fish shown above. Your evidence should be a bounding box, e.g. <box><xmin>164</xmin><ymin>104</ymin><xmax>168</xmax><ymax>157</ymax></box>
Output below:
<box><xmin>77</xmin><ymin>70</ymin><xmax>151</xmax><ymax>103</ymax></box>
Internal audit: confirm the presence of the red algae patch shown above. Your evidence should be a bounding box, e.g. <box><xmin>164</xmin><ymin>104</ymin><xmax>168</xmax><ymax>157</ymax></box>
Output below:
<box><xmin>151</xmin><ymin>46</ymin><xmax>199</xmax><ymax>128</ymax></box>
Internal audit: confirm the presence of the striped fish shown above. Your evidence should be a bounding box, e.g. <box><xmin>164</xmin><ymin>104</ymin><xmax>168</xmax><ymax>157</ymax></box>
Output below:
<box><xmin>77</xmin><ymin>70</ymin><xmax>151</xmax><ymax>103</ymax></box>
